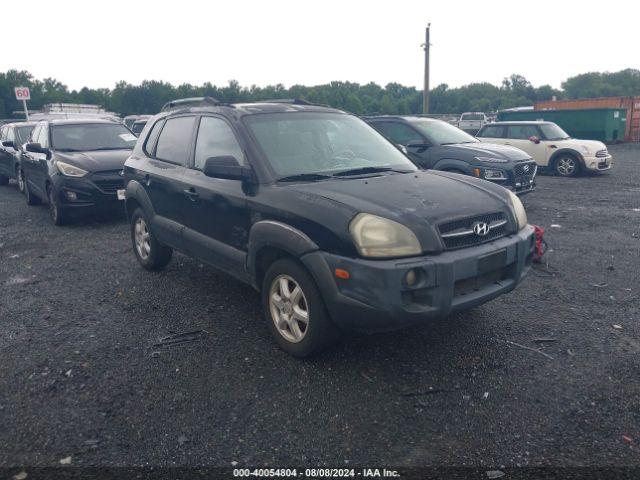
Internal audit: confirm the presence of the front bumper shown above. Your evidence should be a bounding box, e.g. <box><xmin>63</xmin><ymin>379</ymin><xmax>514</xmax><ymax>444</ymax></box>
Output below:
<box><xmin>302</xmin><ymin>225</ymin><xmax>535</xmax><ymax>332</ymax></box>
<box><xmin>472</xmin><ymin>162</ymin><xmax>537</xmax><ymax>196</ymax></box>
<box><xmin>51</xmin><ymin>172</ymin><xmax>125</xmax><ymax>216</ymax></box>
<box><xmin>583</xmin><ymin>154</ymin><xmax>613</xmax><ymax>171</ymax></box>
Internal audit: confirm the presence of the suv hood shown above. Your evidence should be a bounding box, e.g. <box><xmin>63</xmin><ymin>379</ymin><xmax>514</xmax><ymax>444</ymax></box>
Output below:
<box><xmin>55</xmin><ymin>149</ymin><xmax>132</xmax><ymax>172</ymax></box>
<box><xmin>284</xmin><ymin>170</ymin><xmax>517</xmax><ymax>252</ymax></box>
<box><xmin>442</xmin><ymin>142</ymin><xmax>531</xmax><ymax>161</ymax></box>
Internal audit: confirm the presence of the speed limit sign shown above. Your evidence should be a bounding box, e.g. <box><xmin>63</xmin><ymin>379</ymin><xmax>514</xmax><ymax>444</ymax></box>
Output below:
<box><xmin>15</xmin><ymin>87</ymin><xmax>31</xmax><ymax>100</ymax></box>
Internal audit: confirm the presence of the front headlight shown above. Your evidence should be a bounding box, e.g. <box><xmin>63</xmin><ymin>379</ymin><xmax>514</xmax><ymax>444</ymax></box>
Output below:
<box><xmin>475</xmin><ymin>156</ymin><xmax>508</xmax><ymax>163</ymax></box>
<box><xmin>57</xmin><ymin>161</ymin><xmax>88</xmax><ymax>177</ymax></box>
<box><xmin>349</xmin><ymin>213</ymin><xmax>422</xmax><ymax>258</ymax></box>
<box><xmin>484</xmin><ymin>168</ymin><xmax>506</xmax><ymax>180</ymax></box>
<box><xmin>507</xmin><ymin>190</ymin><xmax>528</xmax><ymax>230</ymax></box>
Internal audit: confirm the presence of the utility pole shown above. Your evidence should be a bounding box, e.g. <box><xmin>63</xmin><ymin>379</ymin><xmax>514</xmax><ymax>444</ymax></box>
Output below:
<box><xmin>422</xmin><ymin>23</ymin><xmax>431</xmax><ymax>114</ymax></box>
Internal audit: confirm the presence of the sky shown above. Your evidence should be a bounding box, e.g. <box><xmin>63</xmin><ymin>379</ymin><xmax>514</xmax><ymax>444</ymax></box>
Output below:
<box><xmin>2</xmin><ymin>0</ymin><xmax>638</xmax><ymax>91</ymax></box>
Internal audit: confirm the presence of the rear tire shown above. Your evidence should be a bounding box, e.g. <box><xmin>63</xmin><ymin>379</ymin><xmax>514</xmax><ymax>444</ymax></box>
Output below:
<box><xmin>553</xmin><ymin>154</ymin><xmax>580</xmax><ymax>177</ymax></box>
<box><xmin>0</xmin><ymin>174</ymin><xmax>8</xmax><ymax>186</ymax></box>
<box><xmin>130</xmin><ymin>207</ymin><xmax>173</xmax><ymax>271</ymax></box>
<box><xmin>47</xmin><ymin>184</ymin><xmax>68</xmax><ymax>226</ymax></box>
<box><xmin>24</xmin><ymin>174</ymin><xmax>41</xmax><ymax>205</ymax></box>
<box><xmin>262</xmin><ymin>258</ymin><xmax>338</xmax><ymax>357</ymax></box>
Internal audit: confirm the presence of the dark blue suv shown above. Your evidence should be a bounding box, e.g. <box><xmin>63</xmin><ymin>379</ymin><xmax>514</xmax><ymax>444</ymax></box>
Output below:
<box><xmin>124</xmin><ymin>98</ymin><xmax>535</xmax><ymax>357</ymax></box>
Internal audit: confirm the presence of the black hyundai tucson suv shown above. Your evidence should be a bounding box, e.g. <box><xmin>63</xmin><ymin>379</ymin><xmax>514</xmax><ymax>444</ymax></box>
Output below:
<box><xmin>124</xmin><ymin>98</ymin><xmax>535</xmax><ymax>357</ymax></box>
<box><xmin>22</xmin><ymin>118</ymin><xmax>137</xmax><ymax>225</ymax></box>
<box><xmin>0</xmin><ymin>121</ymin><xmax>36</xmax><ymax>193</ymax></box>
<box><xmin>366</xmin><ymin>116</ymin><xmax>537</xmax><ymax>195</ymax></box>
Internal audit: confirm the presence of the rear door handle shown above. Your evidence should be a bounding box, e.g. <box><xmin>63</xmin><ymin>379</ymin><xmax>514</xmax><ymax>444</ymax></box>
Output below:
<box><xmin>183</xmin><ymin>188</ymin><xmax>199</xmax><ymax>201</ymax></box>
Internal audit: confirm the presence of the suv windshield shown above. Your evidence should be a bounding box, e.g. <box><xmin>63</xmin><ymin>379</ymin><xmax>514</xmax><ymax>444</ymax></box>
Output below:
<box><xmin>51</xmin><ymin>123</ymin><xmax>137</xmax><ymax>151</ymax></box>
<box><xmin>409</xmin><ymin>119</ymin><xmax>479</xmax><ymax>145</ymax></box>
<box><xmin>539</xmin><ymin>123</ymin><xmax>570</xmax><ymax>140</ymax></box>
<box><xmin>245</xmin><ymin>113</ymin><xmax>416</xmax><ymax>178</ymax></box>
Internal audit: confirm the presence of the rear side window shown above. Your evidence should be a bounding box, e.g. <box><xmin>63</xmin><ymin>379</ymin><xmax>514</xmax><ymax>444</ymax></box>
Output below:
<box><xmin>194</xmin><ymin>116</ymin><xmax>245</xmax><ymax>170</ymax></box>
<box><xmin>155</xmin><ymin>116</ymin><xmax>196</xmax><ymax>165</ymax></box>
<box><xmin>373</xmin><ymin>122</ymin><xmax>423</xmax><ymax>145</ymax></box>
<box><xmin>478</xmin><ymin>125</ymin><xmax>506</xmax><ymax>138</ymax></box>
<box><xmin>507</xmin><ymin>125</ymin><xmax>540</xmax><ymax>140</ymax></box>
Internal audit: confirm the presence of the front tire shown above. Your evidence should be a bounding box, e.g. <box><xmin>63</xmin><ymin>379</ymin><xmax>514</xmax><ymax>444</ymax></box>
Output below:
<box><xmin>554</xmin><ymin>154</ymin><xmax>580</xmax><ymax>177</ymax></box>
<box><xmin>24</xmin><ymin>174</ymin><xmax>41</xmax><ymax>205</ymax></box>
<box><xmin>47</xmin><ymin>185</ymin><xmax>68</xmax><ymax>226</ymax></box>
<box><xmin>262</xmin><ymin>258</ymin><xmax>338</xmax><ymax>357</ymax></box>
<box><xmin>130</xmin><ymin>207</ymin><xmax>173</xmax><ymax>271</ymax></box>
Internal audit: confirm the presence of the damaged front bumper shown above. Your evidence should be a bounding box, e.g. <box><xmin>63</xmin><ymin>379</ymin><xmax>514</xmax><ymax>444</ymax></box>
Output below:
<box><xmin>302</xmin><ymin>225</ymin><xmax>535</xmax><ymax>332</ymax></box>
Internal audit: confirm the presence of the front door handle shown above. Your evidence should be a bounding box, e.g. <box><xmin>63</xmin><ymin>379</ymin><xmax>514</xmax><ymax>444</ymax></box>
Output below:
<box><xmin>183</xmin><ymin>188</ymin><xmax>199</xmax><ymax>201</ymax></box>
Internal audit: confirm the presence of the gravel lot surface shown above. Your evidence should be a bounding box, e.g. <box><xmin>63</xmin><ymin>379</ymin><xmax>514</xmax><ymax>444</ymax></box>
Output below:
<box><xmin>1</xmin><ymin>144</ymin><xmax>639</xmax><ymax>469</ymax></box>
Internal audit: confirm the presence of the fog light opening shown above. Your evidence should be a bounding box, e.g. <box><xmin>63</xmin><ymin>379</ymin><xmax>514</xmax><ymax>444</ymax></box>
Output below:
<box><xmin>404</xmin><ymin>268</ymin><xmax>425</xmax><ymax>288</ymax></box>
<box><xmin>65</xmin><ymin>190</ymin><xmax>77</xmax><ymax>201</ymax></box>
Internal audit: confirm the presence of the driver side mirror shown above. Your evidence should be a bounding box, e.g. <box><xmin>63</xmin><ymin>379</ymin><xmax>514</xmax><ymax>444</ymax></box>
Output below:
<box><xmin>2</xmin><ymin>140</ymin><xmax>14</xmax><ymax>148</ymax></box>
<box><xmin>529</xmin><ymin>136</ymin><xmax>541</xmax><ymax>144</ymax></box>
<box><xmin>26</xmin><ymin>142</ymin><xmax>51</xmax><ymax>157</ymax></box>
<box><xmin>203</xmin><ymin>155</ymin><xmax>254</xmax><ymax>182</ymax></box>
<box><xmin>397</xmin><ymin>144</ymin><xmax>408</xmax><ymax>155</ymax></box>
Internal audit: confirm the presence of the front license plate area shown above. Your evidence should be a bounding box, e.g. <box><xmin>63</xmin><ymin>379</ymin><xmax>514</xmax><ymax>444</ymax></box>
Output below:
<box><xmin>117</xmin><ymin>189</ymin><xmax>126</xmax><ymax>201</ymax></box>
<box><xmin>478</xmin><ymin>249</ymin><xmax>506</xmax><ymax>273</ymax></box>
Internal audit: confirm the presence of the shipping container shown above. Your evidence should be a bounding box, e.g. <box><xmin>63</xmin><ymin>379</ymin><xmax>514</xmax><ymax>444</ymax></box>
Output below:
<box><xmin>497</xmin><ymin>108</ymin><xmax>627</xmax><ymax>143</ymax></box>
<box><xmin>535</xmin><ymin>96</ymin><xmax>640</xmax><ymax>142</ymax></box>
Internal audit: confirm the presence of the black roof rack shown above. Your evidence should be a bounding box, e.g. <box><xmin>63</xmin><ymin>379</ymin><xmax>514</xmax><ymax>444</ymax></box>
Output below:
<box><xmin>255</xmin><ymin>98</ymin><xmax>324</xmax><ymax>107</ymax></box>
<box><xmin>161</xmin><ymin>97</ymin><xmax>221</xmax><ymax>112</ymax></box>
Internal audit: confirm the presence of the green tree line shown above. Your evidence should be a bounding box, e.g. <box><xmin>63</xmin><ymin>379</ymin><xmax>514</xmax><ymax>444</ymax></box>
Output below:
<box><xmin>1</xmin><ymin>69</ymin><xmax>639</xmax><ymax>119</ymax></box>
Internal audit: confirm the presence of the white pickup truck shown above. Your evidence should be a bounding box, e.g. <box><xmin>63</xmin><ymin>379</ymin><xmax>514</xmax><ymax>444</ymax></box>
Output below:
<box><xmin>458</xmin><ymin>112</ymin><xmax>488</xmax><ymax>134</ymax></box>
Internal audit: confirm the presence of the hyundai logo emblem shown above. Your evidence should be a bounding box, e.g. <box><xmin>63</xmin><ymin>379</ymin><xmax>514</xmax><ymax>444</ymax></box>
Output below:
<box><xmin>119</xmin><ymin>170</ymin><xmax>125</xmax><ymax>177</ymax></box>
<box><xmin>523</xmin><ymin>165</ymin><xmax>530</xmax><ymax>172</ymax></box>
<box><xmin>472</xmin><ymin>221</ymin><xmax>490</xmax><ymax>236</ymax></box>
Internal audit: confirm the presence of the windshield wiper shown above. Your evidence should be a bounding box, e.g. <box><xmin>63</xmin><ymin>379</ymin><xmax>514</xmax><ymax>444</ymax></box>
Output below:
<box><xmin>333</xmin><ymin>166</ymin><xmax>411</xmax><ymax>177</ymax></box>
<box><xmin>56</xmin><ymin>148</ymin><xmax>82</xmax><ymax>152</ymax></box>
<box><xmin>277</xmin><ymin>173</ymin><xmax>333</xmax><ymax>182</ymax></box>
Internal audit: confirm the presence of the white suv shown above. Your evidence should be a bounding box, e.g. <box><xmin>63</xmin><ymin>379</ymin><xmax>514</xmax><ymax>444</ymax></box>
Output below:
<box><xmin>477</xmin><ymin>121</ymin><xmax>613</xmax><ymax>176</ymax></box>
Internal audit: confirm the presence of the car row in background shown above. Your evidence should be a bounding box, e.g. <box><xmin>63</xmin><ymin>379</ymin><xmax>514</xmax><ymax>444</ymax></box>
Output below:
<box><xmin>477</xmin><ymin>121</ymin><xmax>613</xmax><ymax>176</ymax></box>
<box><xmin>366</xmin><ymin>116</ymin><xmax>538</xmax><ymax>194</ymax></box>
<box><xmin>4</xmin><ymin>118</ymin><xmax>136</xmax><ymax>224</ymax></box>
<box><xmin>0</xmin><ymin>121</ymin><xmax>37</xmax><ymax>192</ymax></box>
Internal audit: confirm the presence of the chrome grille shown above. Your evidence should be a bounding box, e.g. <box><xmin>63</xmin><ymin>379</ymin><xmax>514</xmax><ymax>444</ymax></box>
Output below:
<box><xmin>439</xmin><ymin>212</ymin><xmax>508</xmax><ymax>250</ymax></box>
<box><xmin>596</xmin><ymin>149</ymin><xmax>609</xmax><ymax>158</ymax></box>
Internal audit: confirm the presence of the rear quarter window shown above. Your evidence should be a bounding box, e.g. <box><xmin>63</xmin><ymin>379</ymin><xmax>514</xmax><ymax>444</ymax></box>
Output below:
<box><xmin>143</xmin><ymin>119</ymin><xmax>165</xmax><ymax>157</ymax></box>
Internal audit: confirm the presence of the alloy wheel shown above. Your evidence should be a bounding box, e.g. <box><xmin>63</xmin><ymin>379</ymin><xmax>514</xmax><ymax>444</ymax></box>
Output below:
<box><xmin>269</xmin><ymin>274</ymin><xmax>309</xmax><ymax>343</ymax></box>
<box><xmin>557</xmin><ymin>157</ymin><xmax>577</xmax><ymax>176</ymax></box>
<box><xmin>134</xmin><ymin>217</ymin><xmax>151</xmax><ymax>260</ymax></box>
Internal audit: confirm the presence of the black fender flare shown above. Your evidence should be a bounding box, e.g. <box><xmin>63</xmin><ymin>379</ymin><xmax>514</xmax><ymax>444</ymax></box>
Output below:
<box><xmin>124</xmin><ymin>180</ymin><xmax>156</xmax><ymax>220</ymax></box>
<box><xmin>246</xmin><ymin>220</ymin><xmax>319</xmax><ymax>286</ymax></box>
<box><xmin>433</xmin><ymin>158</ymin><xmax>473</xmax><ymax>174</ymax></box>
<box><xmin>548</xmin><ymin>148</ymin><xmax>585</xmax><ymax>170</ymax></box>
